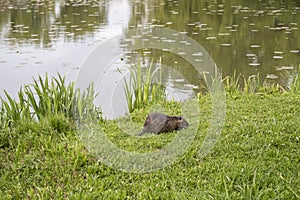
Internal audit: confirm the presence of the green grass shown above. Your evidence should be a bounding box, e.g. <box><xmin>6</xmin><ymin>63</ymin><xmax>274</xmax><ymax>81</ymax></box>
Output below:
<box><xmin>0</xmin><ymin>73</ymin><xmax>300</xmax><ymax>199</ymax></box>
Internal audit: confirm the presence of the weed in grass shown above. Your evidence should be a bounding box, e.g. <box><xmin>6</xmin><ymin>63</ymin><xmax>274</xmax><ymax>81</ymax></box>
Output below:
<box><xmin>223</xmin><ymin>71</ymin><xmax>242</xmax><ymax>95</ymax></box>
<box><xmin>243</xmin><ymin>74</ymin><xmax>262</xmax><ymax>94</ymax></box>
<box><xmin>124</xmin><ymin>60</ymin><xmax>167</xmax><ymax>113</ymax></box>
<box><xmin>288</xmin><ymin>64</ymin><xmax>300</xmax><ymax>94</ymax></box>
<box><xmin>223</xmin><ymin>72</ymin><xmax>289</xmax><ymax>96</ymax></box>
<box><xmin>0</xmin><ymin>73</ymin><xmax>101</xmax><ymax>129</ymax></box>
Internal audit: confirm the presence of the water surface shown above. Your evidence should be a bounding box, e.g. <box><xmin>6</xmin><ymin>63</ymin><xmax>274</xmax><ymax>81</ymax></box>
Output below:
<box><xmin>1</xmin><ymin>0</ymin><xmax>300</xmax><ymax>118</ymax></box>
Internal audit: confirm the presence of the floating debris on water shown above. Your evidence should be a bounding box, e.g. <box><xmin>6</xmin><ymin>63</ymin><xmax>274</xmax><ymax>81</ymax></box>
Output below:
<box><xmin>179</xmin><ymin>41</ymin><xmax>188</xmax><ymax>44</ymax></box>
<box><xmin>178</xmin><ymin>52</ymin><xmax>187</xmax><ymax>55</ymax></box>
<box><xmin>246</xmin><ymin>53</ymin><xmax>256</xmax><ymax>57</ymax></box>
<box><xmin>274</xmin><ymin>51</ymin><xmax>283</xmax><ymax>54</ymax></box>
<box><xmin>170</xmin><ymin>11</ymin><xmax>179</xmax><ymax>15</ymax></box>
<box><xmin>290</xmin><ymin>50</ymin><xmax>299</xmax><ymax>53</ymax></box>
<box><xmin>221</xmin><ymin>43</ymin><xmax>232</xmax><ymax>46</ymax></box>
<box><xmin>206</xmin><ymin>37</ymin><xmax>217</xmax><ymax>40</ymax></box>
<box><xmin>218</xmin><ymin>33</ymin><xmax>230</xmax><ymax>36</ymax></box>
<box><xmin>249</xmin><ymin>63</ymin><xmax>260</xmax><ymax>67</ymax></box>
<box><xmin>183</xmin><ymin>84</ymin><xmax>195</xmax><ymax>88</ymax></box>
<box><xmin>143</xmin><ymin>51</ymin><xmax>151</xmax><ymax>55</ymax></box>
<box><xmin>192</xmin><ymin>52</ymin><xmax>203</xmax><ymax>56</ymax></box>
<box><xmin>266</xmin><ymin>74</ymin><xmax>278</xmax><ymax>79</ymax></box>
<box><xmin>273</xmin><ymin>55</ymin><xmax>283</xmax><ymax>59</ymax></box>
<box><xmin>250</xmin><ymin>45</ymin><xmax>260</xmax><ymax>48</ymax></box>
<box><xmin>174</xmin><ymin>79</ymin><xmax>185</xmax><ymax>82</ymax></box>
<box><xmin>276</xmin><ymin>66</ymin><xmax>294</xmax><ymax>70</ymax></box>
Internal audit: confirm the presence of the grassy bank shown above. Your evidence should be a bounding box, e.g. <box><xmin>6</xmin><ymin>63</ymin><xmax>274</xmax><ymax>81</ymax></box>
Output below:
<box><xmin>0</xmin><ymin>73</ymin><xmax>300</xmax><ymax>199</ymax></box>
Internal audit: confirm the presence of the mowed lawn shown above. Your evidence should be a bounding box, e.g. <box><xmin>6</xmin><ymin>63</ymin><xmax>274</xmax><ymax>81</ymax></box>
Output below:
<box><xmin>1</xmin><ymin>93</ymin><xmax>299</xmax><ymax>199</ymax></box>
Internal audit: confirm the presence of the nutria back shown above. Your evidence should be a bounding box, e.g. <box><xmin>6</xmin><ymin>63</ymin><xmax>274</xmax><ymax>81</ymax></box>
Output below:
<box><xmin>138</xmin><ymin>112</ymin><xmax>188</xmax><ymax>136</ymax></box>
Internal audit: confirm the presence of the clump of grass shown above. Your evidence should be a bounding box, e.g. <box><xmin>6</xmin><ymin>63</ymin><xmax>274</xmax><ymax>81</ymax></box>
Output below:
<box><xmin>124</xmin><ymin>60</ymin><xmax>166</xmax><ymax>113</ymax></box>
<box><xmin>0</xmin><ymin>88</ymin><xmax>31</xmax><ymax>127</ymax></box>
<box><xmin>223</xmin><ymin>72</ymin><xmax>287</xmax><ymax>96</ymax></box>
<box><xmin>223</xmin><ymin>71</ymin><xmax>242</xmax><ymax>95</ymax></box>
<box><xmin>289</xmin><ymin>64</ymin><xmax>300</xmax><ymax>93</ymax></box>
<box><xmin>243</xmin><ymin>74</ymin><xmax>262</xmax><ymax>94</ymax></box>
<box><xmin>0</xmin><ymin>73</ymin><xmax>100</xmax><ymax>128</ymax></box>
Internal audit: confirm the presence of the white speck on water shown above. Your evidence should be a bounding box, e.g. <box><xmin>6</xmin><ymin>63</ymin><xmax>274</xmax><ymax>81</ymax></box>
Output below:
<box><xmin>221</xmin><ymin>43</ymin><xmax>232</xmax><ymax>46</ymax></box>
<box><xmin>218</xmin><ymin>33</ymin><xmax>230</xmax><ymax>36</ymax></box>
<box><xmin>206</xmin><ymin>37</ymin><xmax>216</xmax><ymax>40</ymax></box>
<box><xmin>276</xmin><ymin>66</ymin><xmax>294</xmax><ymax>70</ymax></box>
<box><xmin>192</xmin><ymin>52</ymin><xmax>203</xmax><ymax>56</ymax></box>
<box><xmin>274</xmin><ymin>51</ymin><xmax>283</xmax><ymax>54</ymax></box>
<box><xmin>266</xmin><ymin>74</ymin><xmax>278</xmax><ymax>79</ymax></box>
<box><xmin>178</xmin><ymin>52</ymin><xmax>187</xmax><ymax>55</ymax></box>
<box><xmin>175</xmin><ymin>79</ymin><xmax>185</xmax><ymax>82</ymax></box>
<box><xmin>250</xmin><ymin>45</ymin><xmax>260</xmax><ymax>48</ymax></box>
<box><xmin>249</xmin><ymin>63</ymin><xmax>260</xmax><ymax>66</ymax></box>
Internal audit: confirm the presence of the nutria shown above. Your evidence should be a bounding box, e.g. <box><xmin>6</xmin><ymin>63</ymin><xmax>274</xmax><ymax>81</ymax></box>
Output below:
<box><xmin>137</xmin><ymin>112</ymin><xmax>189</xmax><ymax>136</ymax></box>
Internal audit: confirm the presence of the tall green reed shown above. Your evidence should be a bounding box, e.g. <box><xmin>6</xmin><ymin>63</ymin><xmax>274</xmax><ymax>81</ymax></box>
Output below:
<box><xmin>223</xmin><ymin>71</ymin><xmax>241</xmax><ymax>95</ymax></box>
<box><xmin>223</xmin><ymin>72</ymin><xmax>287</xmax><ymax>95</ymax></box>
<box><xmin>0</xmin><ymin>73</ymin><xmax>100</xmax><ymax>128</ymax></box>
<box><xmin>289</xmin><ymin>65</ymin><xmax>300</xmax><ymax>93</ymax></box>
<box><xmin>124</xmin><ymin>60</ymin><xmax>166</xmax><ymax>113</ymax></box>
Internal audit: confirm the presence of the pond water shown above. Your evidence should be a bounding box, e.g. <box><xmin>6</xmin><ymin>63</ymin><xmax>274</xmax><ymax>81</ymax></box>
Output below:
<box><xmin>0</xmin><ymin>0</ymin><xmax>300</xmax><ymax>118</ymax></box>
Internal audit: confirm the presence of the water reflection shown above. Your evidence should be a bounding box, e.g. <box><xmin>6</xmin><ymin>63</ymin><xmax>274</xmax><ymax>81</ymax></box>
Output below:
<box><xmin>0</xmin><ymin>0</ymin><xmax>300</xmax><ymax>118</ymax></box>
<box><xmin>146</xmin><ymin>0</ymin><xmax>300</xmax><ymax>86</ymax></box>
<box><xmin>0</xmin><ymin>0</ymin><xmax>107</xmax><ymax>47</ymax></box>
<box><xmin>0</xmin><ymin>0</ymin><xmax>129</xmax><ymax>98</ymax></box>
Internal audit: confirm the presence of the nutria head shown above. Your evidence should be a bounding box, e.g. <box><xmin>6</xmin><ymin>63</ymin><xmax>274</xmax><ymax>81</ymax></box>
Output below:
<box><xmin>176</xmin><ymin>116</ymin><xmax>189</xmax><ymax>130</ymax></box>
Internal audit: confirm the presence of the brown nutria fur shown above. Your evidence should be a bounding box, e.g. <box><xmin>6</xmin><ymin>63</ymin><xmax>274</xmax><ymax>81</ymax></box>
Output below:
<box><xmin>137</xmin><ymin>112</ymin><xmax>189</xmax><ymax>136</ymax></box>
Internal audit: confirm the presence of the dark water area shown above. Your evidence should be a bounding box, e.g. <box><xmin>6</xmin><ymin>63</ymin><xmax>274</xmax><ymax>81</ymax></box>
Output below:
<box><xmin>0</xmin><ymin>0</ymin><xmax>300</xmax><ymax>118</ymax></box>
<box><xmin>143</xmin><ymin>0</ymin><xmax>300</xmax><ymax>85</ymax></box>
